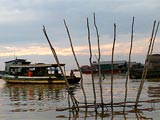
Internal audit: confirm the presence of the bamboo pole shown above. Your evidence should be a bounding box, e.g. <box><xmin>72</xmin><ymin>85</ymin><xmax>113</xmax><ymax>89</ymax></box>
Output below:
<box><xmin>111</xmin><ymin>23</ymin><xmax>116</xmax><ymax>112</ymax></box>
<box><xmin>143</xmin><ymin>21</ymin><xmax>159</xmax><ymax>80</ymax></box>
<box><xmin>42</xmin><ymin>26</ymin><xmax>79</xmax><ymax>111</ymax></box>
<box><xmin>141</xmin><ymin>21</ymin><xmax>157</xmax><ymax>81</ymax></box>
<box><xmin>93</xmin><ymin>13</ymin><xmax>104</xmax><ymax>112</ymax></box>
<box><xmin>135</xmin><ymin>21</ymin><xmax>157</xmax><ymax>108</ymax></box>
<box><xmin>123</xmin><ymin>17</ymin><xmax>135</xmax><ymax>111</ymax></box>
<box><xmin>150</xmin><ymin>21</ymin><xmax>159</xmax><ymax>53</ymax></box>
<box><xmin>57</xmin><ymin>98</ymin><xmax>160</xmax><ymax>111</ymax></box>
<box><xmin>87</xmin><ymin>18</ymin><xmax>97</xmax><ymax>111</ymax></box>
<box><xmin>63</xmin><ymin>20</ymin><xmax>88</xmax><ymax>110</ymax></box>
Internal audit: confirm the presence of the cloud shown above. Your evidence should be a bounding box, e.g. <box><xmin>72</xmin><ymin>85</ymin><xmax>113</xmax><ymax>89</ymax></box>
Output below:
<box><xmin>0</xmin><ymin>1</ymin><xmax>36</xmax><ymax>24</ymax></box>
<box><xmin>0</xmin><ymin>0</ymin><xmax>160</xmax><ymax>70</ymax></box>
<box><xmin>1</xmin><ymin>33</ymin><xmax>157</xmax><ymax>57</ymax></box>
<box><xmin>0</xmin><ymin>8</ymin><xmax>38</xmax><ymax>24</ymax></box>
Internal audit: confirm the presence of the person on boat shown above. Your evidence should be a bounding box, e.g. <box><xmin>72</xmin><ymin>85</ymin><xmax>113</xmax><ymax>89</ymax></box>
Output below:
<box><xmin>28</xmin><ymin>70</ymin><xmax>33</xmax><ymax>77</ymax></box>
<box><xmin>70</xmin><ymin>70</ymin><xmax>75</xmax><ymax>77</ymax></box>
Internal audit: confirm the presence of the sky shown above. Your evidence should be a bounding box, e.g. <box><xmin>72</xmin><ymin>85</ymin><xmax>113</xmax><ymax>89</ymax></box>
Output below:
<box><xmin>0</xmin><ymin>0</ymin><xmax>160</xmax><ymax>70</ymax></box>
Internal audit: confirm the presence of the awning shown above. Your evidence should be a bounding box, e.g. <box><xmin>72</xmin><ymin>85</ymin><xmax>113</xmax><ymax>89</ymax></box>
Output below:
<box><xmin>9</xmin><ymin>63</ymin><xmax>65</xmax><ymax>68</ymax></box>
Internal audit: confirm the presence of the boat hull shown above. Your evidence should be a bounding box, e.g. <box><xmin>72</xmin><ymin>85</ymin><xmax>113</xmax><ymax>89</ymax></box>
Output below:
<box><xmin>2</xmin><ymin>75</ymin><xmax>81</xmax><ymax>84</ymax></box>
<box><xmin>130</xmin><ymin>68</ymin><xmax>160</xmax><ymax>79</ymax></box>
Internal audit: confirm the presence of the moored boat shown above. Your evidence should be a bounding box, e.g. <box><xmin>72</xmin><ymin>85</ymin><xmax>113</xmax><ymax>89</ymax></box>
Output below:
<box><xmin>2</xmin><ymin>59</ymin><xmax>80</xmax><ymax>84</ymax></box>
<box><xmin>130</xmin><ymin>54</ymin><xmax>160</xmax><ymax>79</ymax></box>
<box><xmin>130</xmin><ymin>68</ymin><xmax>160</xmax><ymax>79</ymax></box>
<box><xmin>91</xmin><ymin>60</ymin><xmax>128</xmax><ymax>74</ymax></box>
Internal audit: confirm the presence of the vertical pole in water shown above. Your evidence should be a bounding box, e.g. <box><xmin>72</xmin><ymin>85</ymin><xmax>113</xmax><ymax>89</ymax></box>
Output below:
<box><xmin>123</xmin><ymin>17</ymin><xmax>134</xmax><ymax>111</ymax></box>
<box><xmin>64</xmin><ymin>20</ymin><xmax>88</xmax><ymax>110</ymax></box>
<box><xmin>135</xmin><ymin>21</ymin><xmax>158</xmax><ymax>108</ymax></box>
<box><xmin>150</xmin><ymin>21</ymin><xmax>159</xmax><ymax>53</ymax></box>
<box><xmin>87</xmin><ymin>18</ymin><xmax>97</xmax><ymax>111</ymax></box>
<box><xmin>111</xmin><ymin>23</ymin><xmax>116</xmax><ymax>112</ymax></box>
<box><xmin>93</xmin><ymin>13</ymin><xmax>104</xmax><ymax>112</ymax></box>
<box><xmin>43</xmin><ymin>26</ymin><xmax>79</xmax><ymax>112</ymax></box>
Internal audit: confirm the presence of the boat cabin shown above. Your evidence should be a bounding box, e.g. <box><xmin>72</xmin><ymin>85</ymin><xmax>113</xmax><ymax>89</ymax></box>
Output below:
<box><xmin>4</xmin><ymin>59</ymin><xmax>66</xmax><ymax>77</ymax></box>
<box><xmin>3</xmin><ymin>59</ymin><xmax>80</xmax><ymax>84</ymax></box>
<box><xmin>5</xmin><ymin>59</ymin><xmax>30</xmax><ymax>74</ymax></box>
<box><xmin>8</xmin><ymin>63</ymin><xmax>66</xmax><ymax>77</ymax></box>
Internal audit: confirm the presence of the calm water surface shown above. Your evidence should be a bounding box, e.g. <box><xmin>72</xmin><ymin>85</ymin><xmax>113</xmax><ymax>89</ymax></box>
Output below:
<box><xmin>0</xmin><ymin>74</ymin><xmax>160</xmax><ymax>120</ymax></box>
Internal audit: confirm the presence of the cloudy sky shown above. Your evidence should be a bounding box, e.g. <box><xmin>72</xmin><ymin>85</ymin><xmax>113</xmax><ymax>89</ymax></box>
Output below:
<box><xmin>0</xmin><ymin>0</ymin><xmax>160</xmax><ymax>70</ymax></box>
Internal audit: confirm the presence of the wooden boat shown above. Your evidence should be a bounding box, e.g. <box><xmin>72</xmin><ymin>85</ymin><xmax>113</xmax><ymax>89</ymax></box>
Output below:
<box><xmin>130</xmin><ymin>68</ymin><xmax>160</xmax><ymax>79</ymax></box>
<box><xmin>130</xmin><ymin>54</ymin><xmax>160</xmax><ymax>79</ymax></box>
<box><xmin>2</xmin><ymin>63</ymin><xmax>81</xmax><ymax>84</ymax></box>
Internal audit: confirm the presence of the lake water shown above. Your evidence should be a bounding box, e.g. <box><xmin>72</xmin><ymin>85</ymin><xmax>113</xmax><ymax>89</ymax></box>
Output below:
<box><xmin>0</xmin><ymin>74</ymin><xmax>160</xmax><ymax>120</ymax></box>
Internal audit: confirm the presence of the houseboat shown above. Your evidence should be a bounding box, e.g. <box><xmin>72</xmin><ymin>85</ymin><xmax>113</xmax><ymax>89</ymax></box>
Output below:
<box><xmin>91</xmin><ymin>60</ymin><xmax>128</xmax><ymax>74</ymax></box>
<box><xmin>2</xmin><ymin>59</ymin><xmax>80</xmax><ymax>84</ymax></box>
<box><xmin>130</xmin><ymin>54</ymin><xmax>160</xmax><ymax>79</ymax></box>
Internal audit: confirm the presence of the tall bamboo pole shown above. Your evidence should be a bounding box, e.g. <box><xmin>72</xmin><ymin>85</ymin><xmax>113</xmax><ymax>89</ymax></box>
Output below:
<box><xmin>63</xmin><ymin>20</ymin><xmax>88</xmax><ymax>110</ymax></box>
<box><xmin>150</xmin><ymin>21</ymin><xmax>159</xmax><ymax>53</ymax></box>
<box><xmin>43</xmin><ymin>26</ymin><xmax>79</xmax><ymax>111</ymax></box>
<box><xmin>135</xmin><ymin>21</ymin><xmax>157</xmax><ymax>108</ymax></box>
<box><xmin>93</xmin><ymin>13</ymin><xmax>104</xmax><ymax>111</ymax></box>
<box><xmin>87</xmin><ymin>18</ymin><xmax>97</xmax><ymax>111</ymax></box>
<box><xmin>111</xmin><ymin>23</ymin><xmax>116</xmax><ymax>112</ymax></box>
<box><xmin>123</xmin><ymin>17</ymin><xmax>135</xmax><ymax>111</ymax></box>
<box><xmin>141</xmin><ymin>21</ymin><xmax>157</xmax><ymax>82</ymax></box>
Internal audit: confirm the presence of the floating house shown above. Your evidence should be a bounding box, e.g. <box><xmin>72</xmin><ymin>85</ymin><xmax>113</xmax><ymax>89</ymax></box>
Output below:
<box><xmin>91</xmin><ymin>60</ymin><xmax>128</xmax><ymax>74</ymax></box>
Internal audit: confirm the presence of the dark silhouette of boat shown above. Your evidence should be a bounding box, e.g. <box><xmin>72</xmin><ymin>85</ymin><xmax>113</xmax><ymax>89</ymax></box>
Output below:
<box><xmin>130</xmin><ymin>54</ymin><xmax>160</xmax><ymax>79</ymax></box>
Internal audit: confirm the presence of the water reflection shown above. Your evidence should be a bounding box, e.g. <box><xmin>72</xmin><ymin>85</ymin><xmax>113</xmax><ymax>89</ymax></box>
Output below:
<box><xmin>1</xmin><ymin>76</ymin><xmax>160</xmax><ymax>119</ymax></box>
<box><xmin>5</xmin><ymin>84</ymin><xmax>67</xmax><ymax>101</ymax></box>
<box><xmin>56</xmin><ymin>108</ymin><xmax>154</xmax><ymax>120</ymax></box>
<box><xmin>55</xmin><ymin>76</ymin><xmax>159</xmax><ymax>120</ymax></box>
<box><xmin>148</xmin><ymin>86</ymin><xmax>160</xmax><ymax>97</ymax></box>
<box><xmin>1</xmin><ymin>83</ymin><xmax>74</xmax><ymax>112</ymax></box>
